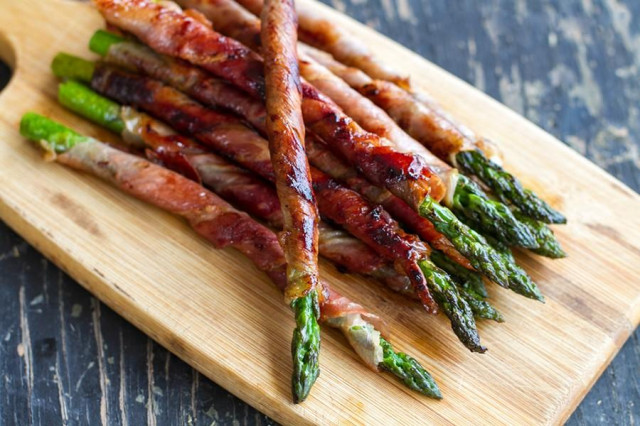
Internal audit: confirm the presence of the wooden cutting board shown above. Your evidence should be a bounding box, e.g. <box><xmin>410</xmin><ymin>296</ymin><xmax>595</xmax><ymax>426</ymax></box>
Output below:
<box><xmin>1</xmin><ymin>0</ymin><xmax>639</xmax><ymax>424</ymax></box>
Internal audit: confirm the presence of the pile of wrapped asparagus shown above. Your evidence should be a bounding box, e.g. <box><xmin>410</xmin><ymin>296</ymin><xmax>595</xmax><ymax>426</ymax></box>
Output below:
<box><xmin>20</xmin><ymin>0</ymin><xmax>566</xmax><ymax>403</ymax></box>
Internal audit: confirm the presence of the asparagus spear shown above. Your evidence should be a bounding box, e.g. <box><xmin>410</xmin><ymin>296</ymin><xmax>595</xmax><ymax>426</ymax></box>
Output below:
<box><xmin>431</xmin><ymin>251</ymin><xmax>503</xmax><ymax>322</ymax></box>
<box><xmin>56</xmin><ymin>78</ymin><xmax>486</xmax><ymax>352</ymax></box>
<box><xmin>379</xmin><ymin>338</ymin><xmax>441</xmax><ymax>398</ymax></box>
<box><xmin>83</xmin><ymin>32</ymin><xmax>540</xmax><ymax>296</ymax></box>
<box><xmin>170</xmin><ymin>2</ymin><xmax>537</xmax><ymax>250</ymax></box>
<box><xmin>455</xmin><ymin>149</ymin><xmax>566</xmax><ymax>224</ymax></box>
<box><xmin>21</xmin><ymin>112</ymin><xmax>442</xmax><ymax>399</ymax></box>
<box><xmin>20</xmin><ymin>111</ymin><xmax>320</xmax><ymax>402</ymax></box>
<box><xmin>513</xmin><ymin>211</ymin><xmax>566</xmax><ymax>259</ymax></box>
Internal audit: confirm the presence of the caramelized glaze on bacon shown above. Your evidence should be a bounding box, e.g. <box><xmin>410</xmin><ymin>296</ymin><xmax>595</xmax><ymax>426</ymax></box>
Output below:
<box><xmin>233</xmin><ymin>0</ymin><xmax>410</xmax><ymax>88</ymax></box>
<box><xmin>98</xmin><ymin>49</ymin><xmax>472</xmax><ymax>269</ymax></box>
<box><xmin>105</xmin><ymin>41</ymin><xmax>267</xmax><ymax>133</ymax></box>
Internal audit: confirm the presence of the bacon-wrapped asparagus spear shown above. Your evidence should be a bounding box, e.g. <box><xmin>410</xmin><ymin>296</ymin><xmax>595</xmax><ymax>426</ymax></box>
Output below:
<box><xmin>232</xmin><ymin>0</ymin><xmax>410</xmax><ymax>89</ymax></box>
<box><xmin>76</xmin><ymin>43</ymin><xmax>540</xmax><ymax>306</ymax></box>
<box><xmin>79</xmin><ymin>49</ymin><xmax>539</xmax><ymax>311</ymax></box>
<box><xmin>76</xmin><ymin>40</ymin><xmax>470</xmax><ymax>270</ymax></box>
<box><xmin>85</xmin><ymin>28</ymin><xmax>535</xmax><ymax>299</ymax></box>
<box><xmin>178</xmin><ymin>0</ymin><xmax>563</xmax><ymax>255</ymax></box>
<box><xmin>58</xmin><ymin>79</ymin><xmax>503</xmax><ymax>322</ymax></box>
<box><xmin>91</xmin><ymin>0</ymin><xmax>525</xmax><ymax>295</ymax></box>
<box><xmin>260</xmin><ymin>0</ymin><xmax>322</xmax><ymax>402</ymax></box>
<box><xmin>54</xmin><ymin>57</ymin><xmax>493</xmax><ymax>349</ymax></box>
<box><xmin>20</xmin><ymin>112</ymin><xmax>442</xmax><ymax>399</ymax></box>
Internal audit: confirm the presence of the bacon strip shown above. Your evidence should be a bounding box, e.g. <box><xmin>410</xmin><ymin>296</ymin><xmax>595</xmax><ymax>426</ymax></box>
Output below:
<box><xmin>175</xmin><ymin>0</ymin><xmax>455</xmax><ymax>184</ymax></box>
<box><xmin>93</xmin><ymin>0</ymin><xmax>447</xmax><ymax>211</ymax></box>
<box><xmin>55</xmin><ymin>138</ymin><xmax>388</xmax><ymax>367</ymax></box>
<box><xmin>91</xmin><ymin>65</ymin><xmax>438</xmax><ymax>312</ymax></box>
<box><xmin>221</xmin><ymin>0</ymin><xmax>501</xmax><ymax>164</ymax></box>
<box><xmin>260</xmin><ymin>0</ymin><xmax>319</xmax><ymax>303</ymax></box>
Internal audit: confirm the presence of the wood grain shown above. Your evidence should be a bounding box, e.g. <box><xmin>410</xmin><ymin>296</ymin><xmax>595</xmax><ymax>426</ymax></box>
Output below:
<box><xmin>0</xmin><ymin>0</ymin><xmax>639</xmax><ymax>424</ymax></box>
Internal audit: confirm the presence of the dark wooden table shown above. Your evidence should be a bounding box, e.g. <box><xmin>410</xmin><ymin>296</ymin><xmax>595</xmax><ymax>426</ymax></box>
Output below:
<box><xmin>1</xmin><ymin>0</ymin><xmax>639</xmax><ymax>424</ymax></box>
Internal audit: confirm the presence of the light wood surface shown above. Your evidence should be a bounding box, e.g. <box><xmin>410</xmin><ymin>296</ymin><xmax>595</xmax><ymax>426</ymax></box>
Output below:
<box><xmin>0</xmin><ymin>0</ymin><xmax>638</xmax><ymax>424</ymax></box>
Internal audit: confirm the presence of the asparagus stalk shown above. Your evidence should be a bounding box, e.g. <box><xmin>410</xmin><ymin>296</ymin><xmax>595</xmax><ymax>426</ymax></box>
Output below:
<box><xmin>21</xmin><ymin>112</ymin><xmax>441</xmax><ymax>399</ymax></box>
<box><xmin>379</xmin><ymin>338</ymin><xmax>441</xmax><ymax>398</ymax></box>
<box><xmin>514</xmin><ymin>212</ymin><xmax>566</xmax><ymax>259</ymax></box>
<box><xmin>430</xmin><ymin>251</ymin><xmax>503</xmax><ymax>322</ymax></box>
<box><xmin>418</xmin><ymin>259</ymin><xmax>486</xmax><ymax>352</ymax></box>
<box><xmin>455</xmin><ymin>150</ymin><xmax>566</xmax><ymax>224</ymax></box>
<box><xmin>94</xmin><ymin>31</ymin><xmax>507</xmax><ymax>271</ymax></box>
<box><xmin>57</xmin><ymin>78</ymin><xmax>487</xmax><ymax>352</ymax></box>
<box><xmin>451</xmin><ymin>175</ymin><xmax>537</xmax><ymax>249</ymax></box>
<box><xmin>21</xmin><ymin>112</ymin><xmax>321</xmax><ymax>403</ymax></box>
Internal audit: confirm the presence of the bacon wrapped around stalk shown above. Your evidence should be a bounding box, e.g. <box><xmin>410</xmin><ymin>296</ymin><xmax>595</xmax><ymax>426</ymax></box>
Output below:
<box><xmin>57</xmin><ymin>79</ymin><xmax>504</xmax><ymax>322</ymax></box>
<box><xmin>231</xmin><ymin>0</ymin><xmax>410</xmax><ymax>89</ymax></box>
<box><xmin>53</xmin><ymin>58</ymin><xmax>491</xmax><ymax>350</ymax></box>
<box><xmin>297</xmin><ymin>40</ymin><xmax>566</xmax><ymax>225</ymax></box>
<box><xmin>227</xmin><ymin>0</ymin><xmax>565</xmax><ymax>225</ymax></box>
<box><xmin>85</xmin><ymin>85</ymin><xmax>504</xmax><ymax>321</ymax></box>
<box><xmin>90</xmin><ymin>0</ymin><xmax>530</xmax><ymax>295</ymax></box>
<box><xmin>73</xmin><ymin>42</ymin><xmax>468</xmax><ymax>269</ymax></box>
<box><xmin>161</xmin><ymin>1</ymin><xmax>538</xmax><ymax>250</ymax></box>
<box><xmin>19</xmin><ymin>112</ymin><xmax>443</xmax><ymax>399</ymax></box>
<box><xmin>85</xmin><ymin>28</ymin><xmax>535</xmax><ymax>302</ymax></box>
<box><xmin>260</xmin><ymin>0</ymin><xmax>322</xmax><ymax>402</ymax></box>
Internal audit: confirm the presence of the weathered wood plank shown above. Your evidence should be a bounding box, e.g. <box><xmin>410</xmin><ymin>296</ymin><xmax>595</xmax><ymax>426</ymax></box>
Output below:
<box><xmin>0</xmin><ymin>0</ymin><xmax>638</xmax><ymax>424</ymax></box>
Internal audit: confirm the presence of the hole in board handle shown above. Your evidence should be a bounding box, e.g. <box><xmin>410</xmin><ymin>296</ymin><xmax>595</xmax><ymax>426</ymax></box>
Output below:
<box><xmin>0</xmin><ymin>32</ymin><xmax>16</xmax><ymax>95</ymax></box>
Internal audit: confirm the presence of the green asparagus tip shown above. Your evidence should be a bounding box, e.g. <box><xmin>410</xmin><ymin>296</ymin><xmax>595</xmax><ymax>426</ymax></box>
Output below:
<box><xmin>291</xmin><ymin>292</ymin><xmax>321</xmax><ymax>403</ymax></box>
<box><xmin>58</xmin><ymin>80</ymin><xmax>125</xmax><ymax>134</ymax></box>
<box><xmin>419</xmin><ymin>196</ymin><xmax>511</xmax><ymax>288</ymax></box>
<box><xmin>464</xmin><ymin>297</ymin><xmax>505</xmax><ymax>323</ymax></box>
<box><xmin>89</xmin><ymin>29</ymin><xmax>126</xmax><ymax>56</ymax></box>
<box><xmin>429</xmin><ymin>251</ymin><xmax>503</xmax><ymax>321</ymax></box>
<box><xmin>515</xmin><ymin>213</ymin><xmax>567</xmax><ymax>259</ymax></box>
<box><xmin>455</xmin><ymin>150</ymin><xmax>567</xmax><ymax>224</ymax></box>
<box><xmin>20</xmin><ymin>112</ymin><xmax>90</xmax><ymax>153</ymax></box>
<box><xmin>430</xmin><ymin>250</ymin><xmax>488</xmax><ymax>299</ymax></box>
<box><xmin>452</xmin><ymin>175</ymin><xmax>539</xmax><ymax>249</ymax></box>
<box><xmin>379</xmin><ymin>338</ymin><xmax>442</xmax><ymax>399</ymax></box>
<box><xmin>482</xmin><ymin>235</ymin><xmax>545</xmax><ymax>302</ymax></box>
<box><xmin>51</xmin><ymin>53</ymin><xmax>95</xmax><ymax>83</ymax></box>
<box><xmin>418</xmin><ymin>259</ymin><xmax>485</xmax><ymax>353</ymax></box>
<box><xmin>506</xmin><ymin>261</ymin><xmax>545</xmax><ymax>302</ymax></box>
